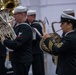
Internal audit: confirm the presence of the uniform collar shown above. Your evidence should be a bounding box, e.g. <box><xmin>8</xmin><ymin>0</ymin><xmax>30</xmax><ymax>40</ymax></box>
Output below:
<box><xmin>65</xmin><ymin>30</ymin><xmax>75</xmax><ymax>36</ymax></box>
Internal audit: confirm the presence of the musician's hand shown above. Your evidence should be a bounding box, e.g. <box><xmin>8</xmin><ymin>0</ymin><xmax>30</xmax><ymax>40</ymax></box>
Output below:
<box><xmin>42</xmin><ymin>33</ymin><xmax>50</xmax><ymax>40</ymax></box>
<box><xmin>0</xmin><ymin>35</ymin><xmax>5</xmax><ymax>44</ymax></box>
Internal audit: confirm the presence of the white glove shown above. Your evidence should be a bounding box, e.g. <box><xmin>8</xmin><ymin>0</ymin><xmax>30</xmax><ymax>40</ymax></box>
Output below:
<box><xmin>0</xmin><ymin>35</ymin><xmax>5</xmax><ymax>45</ymax></box>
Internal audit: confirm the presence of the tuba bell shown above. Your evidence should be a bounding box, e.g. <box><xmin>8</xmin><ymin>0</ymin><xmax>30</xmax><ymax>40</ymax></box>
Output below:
<box><xmin>0</xmin><ymin>0</ymin><xmax>19</xmax><ymax>11</ymax></box>
<box><xmin>39</xmin><ymin>21</ymin><xmax>61</xmax><ymax>65</ymax></box>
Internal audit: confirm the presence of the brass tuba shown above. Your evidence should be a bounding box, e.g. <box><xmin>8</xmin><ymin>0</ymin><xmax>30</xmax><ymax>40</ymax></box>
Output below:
<box><xmin>39</xmin><ymin>22</ymin><xmax>61</xmax><ymax>65</ymax></box>
<box><xmin>0</xmin><ymin>0</ymin><xmax>19</xmax><ymax>11</ymax></box>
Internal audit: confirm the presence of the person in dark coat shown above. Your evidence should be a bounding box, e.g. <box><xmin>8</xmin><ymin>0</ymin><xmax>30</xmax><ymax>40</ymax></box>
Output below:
<box><xmin>42</xmin><ymin>11</ymin><xmax>76</xmax><ymax>75</ymax></box>
<box><xmin>0</xmin><ymin>43</ymin><xmax>6</xmax><ymax>75</ymax></box>
<box><xmin>26</xmin><ymin>10</ymin><xmax>45</xmax><ymax>75</ymax></box>
<box><xmin>0</xmin><ymin>5</ymin><xmax>33</xmax><ymax>75</ymax></box>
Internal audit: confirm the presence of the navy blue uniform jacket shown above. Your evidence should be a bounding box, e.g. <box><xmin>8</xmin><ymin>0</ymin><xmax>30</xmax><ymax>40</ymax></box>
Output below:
<box><xmin>44</xmin><ymin>30</ymin><xmax>76</xmax><ymax>75</ymax></box>
<box><xmin>3</xmin><ymin>23</ymin><xmax>33</xmax><ymax>63</ymax></box>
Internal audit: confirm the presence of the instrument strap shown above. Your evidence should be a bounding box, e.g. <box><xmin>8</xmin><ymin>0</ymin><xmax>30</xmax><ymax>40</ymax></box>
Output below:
<box><xmin>32</xmin><ymin>27</ymin><xmax>42</xmax><ymax>38</ymax></box>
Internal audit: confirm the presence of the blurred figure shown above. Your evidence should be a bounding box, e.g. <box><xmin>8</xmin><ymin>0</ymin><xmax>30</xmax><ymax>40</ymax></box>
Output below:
<box><xmin>0</xmin><ymin>43</ymin><xmax>6</xmax><ymax>75</ymax></box>
<box><xmin>0</xmin><ymin>8</ymin><xmax>8</xmax><ymax>75</ymax></box>
<box><xmin>42</xmin><ymin>11</ymin><xmax>76</xmax><ymax>75</ymax></box>
<box><xmin>27</xmin><ymin>10</ymin><xmax>45</xmax><ymax>75</ymax></box>
<box><xmin>0</xmin><ymin>5</ymin><xmax>33</xmax><ymax>75</ymax></box>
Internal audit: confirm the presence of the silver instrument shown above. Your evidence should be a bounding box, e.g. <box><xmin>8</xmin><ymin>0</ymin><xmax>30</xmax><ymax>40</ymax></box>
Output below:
<box><xmin>0</xmin><ymin>0</ymin><xmax>19</xmax><ymax>40</ymax></box>
<box><xmin>0</xmin><ymin>10</ymin><xmax>16</xmax><ymax>40</ymax></box>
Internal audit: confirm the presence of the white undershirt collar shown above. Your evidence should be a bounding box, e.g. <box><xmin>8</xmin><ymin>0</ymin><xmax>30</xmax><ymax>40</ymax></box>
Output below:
<box><xmin>65</xmin><ymin>30</ymin><xmax>75</xmax><ymax>36</ymax></box>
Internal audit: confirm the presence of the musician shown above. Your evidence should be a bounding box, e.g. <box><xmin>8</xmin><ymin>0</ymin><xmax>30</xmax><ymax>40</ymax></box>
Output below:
<box><xmin>0</xmin><ymin>5</ymin><xmax>33</xmax><ymax>75</ymax></box>
<box><xmin>26</xmin><ymin>10</ymin><xmax>45</xmax><ymax>75</ymax></box>
<box><xmin>62</xmin><ymin>9</ymin><xmax>75</xmax><ymax>37</ymax></box>
<box><xmin>42</xmin><ymin>12</ymin><xmax>76</xmax><ymax>75</ymax></box>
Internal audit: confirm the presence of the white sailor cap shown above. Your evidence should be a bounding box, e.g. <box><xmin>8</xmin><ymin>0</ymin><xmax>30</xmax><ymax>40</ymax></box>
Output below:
<box><xmin>63</xmin><ymin>9</ymin><xmax>75</xmax><ymax>16</ymax></box>
<box><xmin>27</xmin><ymin>10</ymin><xmax>36</xmax><ymax>15</ymax></box>
<box><xmin>60</xmin><ymin>13</ymin><xmax>76</xmax><ymax>28</ymax></box>
<box><xmin>13</xmin><ymin>5</ymin><xmax>27</xmax><ymax>13</ymax></box>
<box><xmin>61</xmin><ymin>13</ymin><xmax>76</xmax><ymax>22</ymax></box>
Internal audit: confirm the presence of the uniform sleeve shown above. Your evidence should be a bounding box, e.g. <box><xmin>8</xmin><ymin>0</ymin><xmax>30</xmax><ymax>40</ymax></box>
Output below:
<box><xmin>44</xmin><ymin>37</ymin><xmax>71</xmax><ymax>55</ymax></box>
<box><xmin>3</xmin><ymin>25</ymin><xmax>32</xmax><ymax>50</ymax></box>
